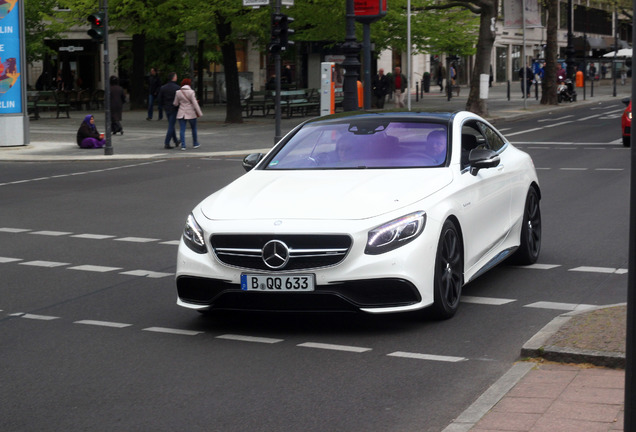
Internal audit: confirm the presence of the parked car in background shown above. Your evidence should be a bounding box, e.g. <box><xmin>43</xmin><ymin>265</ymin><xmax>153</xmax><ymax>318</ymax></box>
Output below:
<box><xmin>176</xmin><ymin>111</ymin><xmax>542</xmax><ymax>320</ymax></box>
<box><xmin>622</xmin><ymin>97</ymin><xmax>631</xmax><ymax>147</ymax></box>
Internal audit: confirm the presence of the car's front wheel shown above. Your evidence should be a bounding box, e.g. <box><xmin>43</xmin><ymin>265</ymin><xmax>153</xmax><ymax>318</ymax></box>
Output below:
<box><xmin>510</xmin><ymin>187</ymin><xmax>541</xmax><ymax>265</ymax></box>
<box><xmin>431</xmin><ymin>220</ymin><xmax>463</xmax><ymax>319</ymax></box>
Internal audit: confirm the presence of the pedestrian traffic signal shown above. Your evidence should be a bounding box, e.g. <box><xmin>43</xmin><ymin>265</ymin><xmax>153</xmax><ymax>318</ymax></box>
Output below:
<box><xmin>87</xmin><ymin>12</ymin><xmax>105</xmax><ymax>42</ymax></box>
<box><xmin>269</xmin><ymin>13</ymin><xmax>284</xmax><ymax>54</ymax></box>
<box><xmin>280</xmin><ymin>15</ymin><xmax>294</xmax><ymax>50</ymax></box>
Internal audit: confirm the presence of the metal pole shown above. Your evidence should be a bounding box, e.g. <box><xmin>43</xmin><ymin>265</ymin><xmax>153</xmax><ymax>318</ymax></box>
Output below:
<box><xmin>407</xmin><ymin>0</ymin><xmax>411</xmax><ymax>111</ymax></box>
<box><xmin>613</xmin><ymin>10</ymin><xmax>618</xmax><ymax>98</ymax></box>
<box><xmin>363</xmin><ymin>23</ymin><xmax>371</xmax><ymax>110</ymax></box>
<box><xmin>342</xmin><ymin>0</ymin><xmax>360</xmax><ymax>112</ymax></box>
<box><xmin>102</xmin><ymin>0</ymin><xmax>112</xmax><ymax>155</ymax></box>
<box><xmin>273</xmin><ymin>1</ymin><xmax>282</xmax><ymax>143</ymax></box>
<box><xmin>522</xmin><ymin>0</ymin><xmax>527</xmax><ymax>109</ymax></box>
<box><xmin>624</xmin><ymin>6</ymin><xmax>636</xmax><ymax>430</ymax></box>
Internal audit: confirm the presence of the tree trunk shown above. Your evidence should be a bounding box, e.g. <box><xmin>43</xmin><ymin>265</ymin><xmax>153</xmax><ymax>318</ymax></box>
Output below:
<box><xmin>540</xmin><ymin>0</ymin><xmax>558</xmax><ymax>105</ymax></box>
<box><xmin>465</xmin><ymin>0</ymin><xmax>497</xmax><ymax>116</ymax></box>
<box><xmin>216</xmin><ymin>13</ymin><xmax>243</xmax><ymax>124</ymax></box>
<box><xmin>130</xmin><ymin>33</ymin><xmax>145</xmax><ymax>110</ymax></box>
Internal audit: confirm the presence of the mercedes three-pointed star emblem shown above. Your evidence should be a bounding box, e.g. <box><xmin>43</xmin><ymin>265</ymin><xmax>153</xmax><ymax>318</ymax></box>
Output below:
<box><xmin>262</xmin><ymin>240</ymin><xmax>290</xmax><ymax>269</ymax></box>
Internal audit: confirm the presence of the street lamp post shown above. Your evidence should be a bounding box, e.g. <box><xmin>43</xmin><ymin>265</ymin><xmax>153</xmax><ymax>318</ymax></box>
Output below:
<box><xmin>565</xmin><ymin>0</ymin><xmax>575</xmax><ymax>80</ymax></box>
<box><xmin>342</xmin><ymin>0</ymin><xmax>360</xmax><ymax>112</ymax></box>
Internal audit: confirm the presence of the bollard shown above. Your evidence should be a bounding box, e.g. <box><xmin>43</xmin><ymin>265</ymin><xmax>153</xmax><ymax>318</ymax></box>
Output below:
<box><xmin>416</xmin><ymin>82</ymin><xmax>419</xmax><ymax>102</ymax></box>
<box><xmin>507</xmin><ymin>80</ymin><xmax>510</xmax><ymax>101</ymax></box>
<box><xmin>591</xmin><ymin>79</ymin><xmax>594</xmax><ymax>97</ymax></box>
<box><xmin>535</xmin><ymin>81</ymin><xmax>539</xmax><ymax>100</ymax></box>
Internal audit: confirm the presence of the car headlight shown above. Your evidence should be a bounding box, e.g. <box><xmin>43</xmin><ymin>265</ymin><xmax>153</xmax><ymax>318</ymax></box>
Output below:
<box><xmin>365</xmin><ymin>211</ymin><xmax>426</xmax><ymax>255</ymax></box>
<box><xmin>629</xmin><ymin>111</ymin><xmax>632</xmax><ymax>120</ymax></box>
<box><xmin>183</xmin><ymin>213</ymin><xmax>207</xmax><ymax>254</ymax></box>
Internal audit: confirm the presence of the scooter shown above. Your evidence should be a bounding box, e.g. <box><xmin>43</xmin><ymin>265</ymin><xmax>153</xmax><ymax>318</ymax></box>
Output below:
<box><xmin>557</xmin><ymin>74</ymin><xmax>576</xmax><ymax>103</ymax></box>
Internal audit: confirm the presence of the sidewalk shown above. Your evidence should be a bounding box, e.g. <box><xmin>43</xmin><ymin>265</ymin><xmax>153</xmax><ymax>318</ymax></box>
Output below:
<box><xmin>2</xmin><ymin>80</ymin><xmax>631</xmax><ymax>161</ymax></box>
<box><xmin>3</xmin><ymin>80</ymin><xmax>631</xmax><ymax>431</ymax></box>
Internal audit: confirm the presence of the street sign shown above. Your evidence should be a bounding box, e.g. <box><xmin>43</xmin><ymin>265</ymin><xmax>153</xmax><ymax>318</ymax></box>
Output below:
<box><xmin>243</xmin><ymin>0</ymin><xmax>269</xmax><ymax>6</ymax></box>
<box><xmin>281</xmin><ymin>0</ymin><xmax>294</xmax><ymax>5</ymax></box>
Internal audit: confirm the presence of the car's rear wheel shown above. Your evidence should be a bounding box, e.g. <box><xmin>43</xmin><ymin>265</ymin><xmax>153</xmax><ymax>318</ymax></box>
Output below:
<box><xmin>623</xmin><ymin>136</ymin><xmax>631</xmax><ymax>147</ymax></box>
<box><xmin>431</xmin><ymin>220</ymin><xmax>463</xmax><ymax>319</ymax></box>
<box><xmin>510</xmin><ymin>187</ymin><xmax>541</xmax><ymax>265</ymax></box>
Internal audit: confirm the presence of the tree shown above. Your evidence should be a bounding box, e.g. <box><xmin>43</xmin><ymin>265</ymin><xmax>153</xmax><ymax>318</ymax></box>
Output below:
<box><xmin>24</xmin><ymin>0</ymin><xmax>67</xmax><ymax>65</ymax></box>
<box><xmin>540</xmin><ymin>0</ymin><xmax>558</xmax><ymax>105</ymax></box>
<box><xmin>426</xmin><ymin>0</ymin><xmax>497</xmax><ymax>116</ymax></box>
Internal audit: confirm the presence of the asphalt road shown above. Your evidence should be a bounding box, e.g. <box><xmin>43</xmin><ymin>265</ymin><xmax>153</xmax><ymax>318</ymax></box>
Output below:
<box><xmin>0</xmin><ymin>101</ymin><xmax>629</xmax><ymax>431</ymax></box>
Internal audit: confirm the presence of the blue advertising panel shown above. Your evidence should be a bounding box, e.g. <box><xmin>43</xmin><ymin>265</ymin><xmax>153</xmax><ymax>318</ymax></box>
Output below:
<box><xmin>0</xmin><ymin>0</ymin><xmax>22</xmax><ymax>114</ymax></box>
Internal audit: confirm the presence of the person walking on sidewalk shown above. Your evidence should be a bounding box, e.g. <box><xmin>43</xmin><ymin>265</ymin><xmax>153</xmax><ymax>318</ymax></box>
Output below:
<box><xmin>371</xmin><ymin>68</ymin><xmax>389</xmax><ymax>109</ymax></box>
<box><xmin>147</xmin><ymin>68</ymin><xmax>163</xmax><ymax>120</ymax></box>
<box><xmin>390</xmin><ymin>66</ymin><xmax>407</xmax><ymax>108</ymax></box>
<box><xmin>110</xmin><ymin>75</ymin><xmax>126</xmax><ymax>135</ymax></box>
<box><xmin>173</xmin><ymin>78</ymin><xmax>202</xmax><ymax>151</ymax></box>
<box><xmin>157</xmin><ymin>72</ymin><xmax>181</xmax><ymax>149</ymax></box>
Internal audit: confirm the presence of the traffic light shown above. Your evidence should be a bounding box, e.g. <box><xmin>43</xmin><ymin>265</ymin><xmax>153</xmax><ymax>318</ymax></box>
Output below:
<box><xmin>87</xmin><ymin>12</ymin><xmax>105</xmax><ymax>42</ymax></box>
<box><xmin>279</xmin><ymin>15</ymin><xmax>294</xmax><ymax>50</ymax></box>
<box><xmin>269</xmin><ymin>13</ymin><xmax>284</xmax><ymax>54</ymax></box>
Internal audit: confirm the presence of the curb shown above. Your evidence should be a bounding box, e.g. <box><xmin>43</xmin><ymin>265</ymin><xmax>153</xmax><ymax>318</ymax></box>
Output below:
<box><xmin>520</xmin><ymin>303</ymin><xmax>627</xmax><ymax>368</ymax></box>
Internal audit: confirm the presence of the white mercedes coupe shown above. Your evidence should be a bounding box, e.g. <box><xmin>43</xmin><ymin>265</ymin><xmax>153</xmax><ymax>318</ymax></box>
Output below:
<box><xmin>176</xmin><ymin>111</ymin><xmax>541</xmax><ymax>319</ymax></box>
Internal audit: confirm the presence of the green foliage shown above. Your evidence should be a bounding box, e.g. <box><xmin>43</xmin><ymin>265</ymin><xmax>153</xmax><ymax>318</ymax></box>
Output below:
<box><xmin>24</xmin><ymin>0</ymin><xmax>67</xmax><ymax>63</ymax></box>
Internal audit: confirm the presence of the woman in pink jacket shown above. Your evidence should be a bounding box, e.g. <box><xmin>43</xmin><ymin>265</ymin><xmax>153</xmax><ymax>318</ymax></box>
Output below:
<box><xmin>173</xmin><ymin>78</ymin><xmax>203</xmax><ymax>150</ymax></box>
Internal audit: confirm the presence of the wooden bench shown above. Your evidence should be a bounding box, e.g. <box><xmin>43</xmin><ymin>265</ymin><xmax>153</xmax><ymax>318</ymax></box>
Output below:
<box><xmin>242</xmin><ymin>90</ymin><xmax>274</xmax><ymax>117</ymax></box>
<box><xmin>280</xmin><ymin>89</ymin><xmax>319</xmax><ymax>118</ymax></box>
<box><xmin>35</xmin><ymin>91</ymin><xmax>71</xmax><ymax>118</ymax></box>
<box><xmin>27</xmin><ymin>91</ymin><xmax>40</xmax><ymax>120</ymax></box>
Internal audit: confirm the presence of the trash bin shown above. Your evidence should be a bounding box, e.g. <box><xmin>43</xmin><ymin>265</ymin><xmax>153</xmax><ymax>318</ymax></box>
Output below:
<box><xmin>576</xmin><ymin>70</ymin><xmax>584</xmax><ymax>87</ymax></box>
<box><xmin>423</xmin><ymin>73</ymin><xmax>431</xmax><ymax>93</ymax></box>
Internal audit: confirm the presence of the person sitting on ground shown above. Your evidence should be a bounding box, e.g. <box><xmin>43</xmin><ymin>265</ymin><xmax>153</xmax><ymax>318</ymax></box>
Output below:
<box><xmin>76</xmin><ymin>114</ymin><xmax>105</xmax><ymax>149</ymax></box>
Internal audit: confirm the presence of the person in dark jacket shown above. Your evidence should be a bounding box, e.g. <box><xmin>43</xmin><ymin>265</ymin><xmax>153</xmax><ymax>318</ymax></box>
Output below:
<box><xmin>110</xmin><ymin>75</ymin><xmax>126</xmax><ymax>134</ymax></box>
<box><xmin>157</xmin><ymin>72</ymin><xmax>181</xmax><ymax>149</ymax></box>
<box><xmin>371</xmin><ymin>68</ymin><xmax>389</xmax><ymax>108</ymax></box>
<box><xmin>147</xmin><ymin>68</ymin><xmax>163</xmax><ymax>120</ymax></box>
<box><xmin>76</xmin><ymin>114</ymin><xmax>105</xmax><ymax>148</ymax></box>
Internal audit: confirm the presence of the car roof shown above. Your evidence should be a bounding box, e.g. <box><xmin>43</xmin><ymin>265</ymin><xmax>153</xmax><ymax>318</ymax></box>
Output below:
<box><xmin>302</xmin><ymin>111</ymin><xmax>457</xmax><ymax>126</ymax></box>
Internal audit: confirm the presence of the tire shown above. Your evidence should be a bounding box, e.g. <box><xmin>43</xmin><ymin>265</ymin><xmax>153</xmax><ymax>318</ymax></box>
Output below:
<box><xmin>431</xmin><ymin>220</ymin><xmax>463</xmax><ymax>320</ymax></box>
<box><xmin>510</xmin><ymin>188</ymin><xmax>541</xmax><ymax>265</ymax></box>
<box><xmin>623</xmin><ymin>136</ymin><xmax>631</xmax><ymax>147</ymax></box>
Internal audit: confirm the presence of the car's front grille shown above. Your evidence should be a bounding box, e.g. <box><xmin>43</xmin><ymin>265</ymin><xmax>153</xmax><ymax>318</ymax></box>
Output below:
<box><xmin>210</xmin><ymin>234</ymin><xmax>352</xmax><ymax>271</ymax></box>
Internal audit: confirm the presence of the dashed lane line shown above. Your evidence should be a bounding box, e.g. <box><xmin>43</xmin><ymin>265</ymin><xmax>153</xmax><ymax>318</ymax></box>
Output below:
<box><xmin>462</xmin><ymin>296</ymin><xmax>516</xmax><ymax>305</ymax></box>
<box><xmin>216</xmin><ymin>334</ymin><xmax>284</xmax><ymax>344</ymax></box>
<box><xmin>388</xmin><ymin>352</ymin><xmax>467</xmax><ymax>362</ymax></box>
<box><xmin>74</xmin><ymin>320</ymin><xmax>133</xmax><ymax>328</ymax></box>
<box><xmin>68</xmin><ymin>265</ymin><xmax>123</xmax><ymax>273</ymax></box>
<box><xmin>524</xmin><ymin>301</ymin><xmax>596</xmax><ymax>311</ymax></box>
<box><xmin>142</xmin><ymin>327</ymin><xmax>203</xmax><ymax>336</ymax></box>
<box><xmin>297</xmin><ymin>342</ymin><xmax>372</xmax><ymax>353</ymax></box>
<box><xmin>570</xmin><ymin>266</ymin><xmax>628</xmax><ymax>274</ymax></box>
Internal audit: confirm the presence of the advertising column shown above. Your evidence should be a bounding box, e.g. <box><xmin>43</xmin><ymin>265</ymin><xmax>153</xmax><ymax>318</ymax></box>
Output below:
<box><xmin>0</xmin><ymin>0</ymin><xmax>28</xmax><ymax>146</ymax></box>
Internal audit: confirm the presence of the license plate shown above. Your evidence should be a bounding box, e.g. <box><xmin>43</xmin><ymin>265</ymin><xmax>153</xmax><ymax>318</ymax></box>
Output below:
<box><xmin>241</xmin><ymin>274</ymin><xmax>315</xmax><ymax>291</ymax></box>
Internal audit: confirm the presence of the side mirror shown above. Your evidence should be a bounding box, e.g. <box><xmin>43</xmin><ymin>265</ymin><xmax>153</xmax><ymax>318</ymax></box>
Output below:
<box><xmin>242</xmin><ymin>153</ymin><xmax>264</xmax><ymax>172</ymax></box>
<box><xmin>622</xmin><ymin>97</ymin><xmax>631</xmax><ymax>107</ymax></box>
<box><xmin>468</xmin><ymin>148</ymin><xmax>500</xmax><ymax>176</ymax></box>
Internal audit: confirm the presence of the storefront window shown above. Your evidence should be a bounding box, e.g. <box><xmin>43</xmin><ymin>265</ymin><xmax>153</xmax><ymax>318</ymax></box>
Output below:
<box><xmin>512</xmin><ymin>45</ymin><xmax>522</xmax><ymax>81</ymax></box>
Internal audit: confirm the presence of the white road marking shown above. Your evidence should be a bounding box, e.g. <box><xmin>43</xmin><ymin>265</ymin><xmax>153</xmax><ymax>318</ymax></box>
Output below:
<box><xmin>0</xmin><ymin>227</ymin><xmax>31</xmax><ymax>233</ymax></box>
<box><xmin>462</xmin><ymin>296</ymin><xmax>516</xmax><ymax>305</ymax></box>
<box><xmin>0</xmin><ymin>256</ymin><xmax>22</xmax><ymax>263</ymax></box>
<box><xmin>160</xmin><ymin>240</ymin><xmax>180</xmax><ymax>245</ymax></box>
<box><xmin>74</xmin><ymin>320</ymin><xmax>132</xmax><ymax>328</ymax></box>
<box><xmin>520</xmin><ymin>263</ymin><xmax>561</xmax><ymax>270</ymax></box>
<box><xmin>143</xmin><ymin>327</ymin><xmax>202</xmax><ymax>336</ymax></box>
<box><xmin>72</xmin><ymin>233</ymin><xmax>116</xmax><ymax>240</ymax></box>
<box><xmin>19</xmin><ymin>260</ymin><xmax>69</xmax><ymax>268</ymax></box>
<box><xmin>560</xmin><ymin>168</ymin><xmax>587</xmax><ymax>171</ymax></box>
<box><xmin>68</xmin><ymin>265</ymin><xmax>123</xmax><ymax>273</ymax></box>
<box><xmin>120</xmin><ymin>270</ymin><xmax>173</xmax><ymax>278</ymax></box>
<box><xmin>22</xmin><ymin>314</ymin><xmax>59</xmax><ymax>320</ymax></box>
<box><xmin>569</xmin><ymin>266</ymin><xmax>627</xmax><ymax>274</ymax></box>
<box><xmin>387</xmin><ymin>351</ymin><xmax>467</xmax><ymax>362</ymax></box>
<box><xmin>524</xmin><ymin>301</ymin><xmax>596</xmax><ymax>311</ymax></box>
<box><xmin>217</xmin><ymin>334</ymin><xmax>284</xmax><ymax>344</ymax></box>
<box><xmin>298</xmin><ymin>342</ymin><xmax>372</xmax><ymax>353</ymax></box>
<box><xmin>538</xmin><ymin>115</ymin><xmax>574</xmax><ymax>122</ymax></box>
<box><xmin>595</xmin><ymin>168</ymin><xmax>624</xmax><ymax>171</ymax></box>
<box><xmin>29</xmin><ymin>230</ymin><xmax>72</xmax><ymax>236</ymax></box>
<box><xmin>115</xmin><ymin>237</ymin><xmax>160</xmax><ymax>243</ymax></box>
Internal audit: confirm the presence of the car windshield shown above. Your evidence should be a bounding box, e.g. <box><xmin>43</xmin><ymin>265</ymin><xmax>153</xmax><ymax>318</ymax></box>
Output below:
<box><xmin>265</xmin><ymin>120</ymin><xmax>448</xmax><ymax>169</ymax></box>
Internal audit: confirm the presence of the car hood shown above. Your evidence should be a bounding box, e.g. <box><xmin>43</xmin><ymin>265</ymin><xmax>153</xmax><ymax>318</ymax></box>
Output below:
<box><xmin>199</xmin><ymin>169</ymin><xmax>453</xmax><ymax>221</ymax></box>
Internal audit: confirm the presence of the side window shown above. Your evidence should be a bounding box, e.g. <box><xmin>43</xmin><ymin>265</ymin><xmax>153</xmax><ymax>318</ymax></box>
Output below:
<box><xmin>460</xmin><ymin>124</ymin><xmax>484</xmax><ymax>168</ymax></box>
<box><xmin>478</xmin><ymin>122</ymin><xmax>506</xmax><ymax>152</ymax></box>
